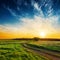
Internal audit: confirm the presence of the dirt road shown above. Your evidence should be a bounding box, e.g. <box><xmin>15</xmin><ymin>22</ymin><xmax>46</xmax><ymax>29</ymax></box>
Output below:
<box><xmin>22</xmin><ymin>44</ymin><xmax>60</xmax><ymax>60</ymax></box>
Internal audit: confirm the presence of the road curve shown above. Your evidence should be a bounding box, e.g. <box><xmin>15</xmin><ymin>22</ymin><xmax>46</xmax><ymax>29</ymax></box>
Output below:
<box><xmin>22</xmin><ymin>43</ymin><xmax>60</xmax><ymax>60</ymax></box>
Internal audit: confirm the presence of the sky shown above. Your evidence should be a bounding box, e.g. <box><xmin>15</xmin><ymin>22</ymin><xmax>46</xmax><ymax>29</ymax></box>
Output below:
<box><xmin>0</xmin><ymin>0</ymin><xmax>60</xmax><ymax>39</ymax></box>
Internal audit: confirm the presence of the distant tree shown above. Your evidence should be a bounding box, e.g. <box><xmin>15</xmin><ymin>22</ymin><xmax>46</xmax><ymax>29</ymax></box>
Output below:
<box><xmin>33</xmin><ymin>37</ymin><xmax>40</xmax><ymax>41</ymax></box>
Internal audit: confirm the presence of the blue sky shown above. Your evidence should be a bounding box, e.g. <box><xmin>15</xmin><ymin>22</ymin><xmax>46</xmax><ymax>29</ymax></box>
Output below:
<box><xmin>0</xmin><ymin>0</ymin><xmax>60</xmax><ymax>24</ymax></box>
<box><xmin>0</xmin><ymin>0</ymin><xmax>60</xmax><ymax>38</ymax></box>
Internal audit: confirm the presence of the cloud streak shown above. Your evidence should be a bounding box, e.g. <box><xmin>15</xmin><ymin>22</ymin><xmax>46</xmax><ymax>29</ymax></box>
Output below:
<box><xmin>0</xmin><ymin>15</ymin><xmax>59</xmax><ymax>36</ymax></box>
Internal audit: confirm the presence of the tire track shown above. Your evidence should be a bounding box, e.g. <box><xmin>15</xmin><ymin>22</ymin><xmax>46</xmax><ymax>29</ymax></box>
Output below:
<box><xmin>22</xmin><ymin>43</ymin><xmax>60</xmax><ymax>60</ymax></box>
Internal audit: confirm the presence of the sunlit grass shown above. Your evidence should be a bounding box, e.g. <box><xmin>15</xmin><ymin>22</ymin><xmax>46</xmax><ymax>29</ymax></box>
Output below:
<box><xmin>0</xmin><ymin>41</ymin><xmax>47</xmax><ymax>60</ymax></box>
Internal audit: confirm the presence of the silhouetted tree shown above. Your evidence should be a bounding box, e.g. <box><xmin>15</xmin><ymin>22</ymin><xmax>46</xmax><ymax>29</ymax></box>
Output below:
<box><xmin>33</xmin><ymin>37</ymin><xmax>40</xmax><ymax>41</ymax></box>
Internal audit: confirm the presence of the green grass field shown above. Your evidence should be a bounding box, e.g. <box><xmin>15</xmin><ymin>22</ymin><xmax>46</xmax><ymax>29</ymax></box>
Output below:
<box><xmin>41</xmin><ymin>44</ymin><xmax>60</xmax><ymax>51</ymax></box>
<box><xmin>0</xmin><ymin>40</ymin><xmax>60</xmax><ymax>60</ymax></box>
<box><xmin>30</xmin><ymin>40</ymin><xmax>60</xmax><ymax>51</ymax></box>
<box><xmin>0</xmin><ymin>41</ymin><xmax>47</xmax><ymax>60</ymax></box>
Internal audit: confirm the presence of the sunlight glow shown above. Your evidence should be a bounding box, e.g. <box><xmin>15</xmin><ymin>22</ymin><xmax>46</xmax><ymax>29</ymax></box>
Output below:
<box><xmin>40</xmin><ymin>31</ymin><xmax>46</xmax><ymax>38</ymax></box>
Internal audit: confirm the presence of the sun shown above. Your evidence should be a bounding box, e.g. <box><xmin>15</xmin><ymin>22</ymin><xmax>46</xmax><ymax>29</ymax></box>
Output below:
<box><xmin>40</xmin><ymin>31</ymin><xmax>46</xmax><ymax>38</ymax></box>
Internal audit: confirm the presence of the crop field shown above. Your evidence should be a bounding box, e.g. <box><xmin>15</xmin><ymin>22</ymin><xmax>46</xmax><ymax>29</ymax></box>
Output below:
<box><xmin>0</xmin><ymin>40</ymin><xmax>47</xmax><ymax>60</ymax></box>
<box><xmin>29</xmin><ymin>40</ymin><xmax>60</xmax><ymax>53</ymax></box>
<box><xmin>25</xmin><ymin>42</ymin><xmax>60</xmax><ymax>52</ymax></box>
<box><xmin>41</xmin><ymin>44</ymin><xmax>60</xmax><ymax>52</ymax></box>
<box><xmin>0</xmin><ymin>40</ymin><xmax>60</xmax><ymax>60</ymax></box>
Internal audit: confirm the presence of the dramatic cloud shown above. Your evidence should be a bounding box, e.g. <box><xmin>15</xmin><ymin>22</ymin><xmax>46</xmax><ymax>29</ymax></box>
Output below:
<box><xmin>0</xmin><ymin>0</ymin><xmax>60</xmax><ymax>38</ymax></box>
<box><xmin>0</xmin><ymin>15</ymin><xmax>59</xmax><ymax>36</ymax></box>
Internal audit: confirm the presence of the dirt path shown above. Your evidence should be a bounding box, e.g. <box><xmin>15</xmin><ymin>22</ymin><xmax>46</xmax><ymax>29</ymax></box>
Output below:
<box><xmin>22</xmin><ymin>44</ymin><xmax>60</xmax><ymax>60</ymax></box>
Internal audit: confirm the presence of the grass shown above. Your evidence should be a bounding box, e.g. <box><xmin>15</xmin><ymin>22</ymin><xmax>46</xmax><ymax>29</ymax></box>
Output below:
<box><xmin>41</xmin><ymin>44</ymin><xmax>60</xmax><ymax>51</ymax></box>
<box><xmin>0</xmin><ymin>41</ymin><xmax>47</xmax><ymax>60</ymax></box>
<box><xmin>25</xmin><ymin>43</ymin><xmax>60</xmax><ymax>52</ymax></box>
<box><xmin>29</xmin><ymin>40</ymin><xmax>60</xmax><ymax>51</ymax></box>
<box><xmin>0</xmin><ymin>40</ymin><xmax>60</xmax><ymax>60</ymax></box>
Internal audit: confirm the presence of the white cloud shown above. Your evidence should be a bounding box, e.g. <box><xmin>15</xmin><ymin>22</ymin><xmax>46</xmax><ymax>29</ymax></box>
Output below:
<box><xmin>0</xmin><ymin>14</ymin><xmax>60</xmax><ymax>36</ymax></box>
<box><xmin>34</xmin><ymin>3</ymin><xmax>40</xmax><ymax>11</ymax></box>
<box><xmin>7</xmin><ymin>7</ymin><xmax>17</xmax><ymax>17</ymax></box>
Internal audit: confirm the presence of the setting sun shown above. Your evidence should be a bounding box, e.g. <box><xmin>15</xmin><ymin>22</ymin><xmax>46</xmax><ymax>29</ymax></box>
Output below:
<box><xmin>40</xmin><ymin>31</ymin><xmax>46</xmax><ymax>38</ymax></box>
